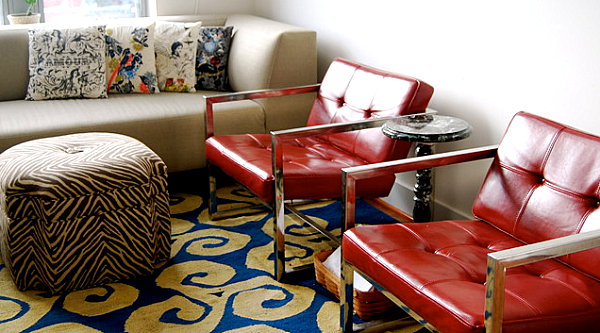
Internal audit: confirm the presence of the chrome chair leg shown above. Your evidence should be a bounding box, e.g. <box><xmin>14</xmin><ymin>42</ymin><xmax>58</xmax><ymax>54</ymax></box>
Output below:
<box><xmin>341</xmin><ymin>257</ymin><xmax>354</xmax><ymax>333</ymax></box>
<box><xmin>273</xmin><ymin>152</ymin><xmax>286</xmax><ymax>280</ymax></box>
<box><xmin>273</xmin><ymin>204</ymin><xmax>286</xmax><ymax>281</ymax></box>
<box><xmin>272</xmin><ymin>132</ymin><xmax>286</xmax><ymax>281</ymax></box>
<box><xmin>208</xmin><ymin>162</ymin><xmax>218</xmax><ymax>218</ymax></box>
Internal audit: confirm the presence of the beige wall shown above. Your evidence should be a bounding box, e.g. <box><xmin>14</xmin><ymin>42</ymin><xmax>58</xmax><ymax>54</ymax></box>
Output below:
<box><xmin>153</xmin><ymin>0</ymin><xmax>254</xmax><ymax>16</ymax></box>
<box><xmin>254</xmin><ymin>0</ymin><xmax>600</xmax><ymax>219</ymax></box>
<box><xmin>160</xmin><ymin>0</ymin><xmax>600</xmax><ymax>219</ymax></box>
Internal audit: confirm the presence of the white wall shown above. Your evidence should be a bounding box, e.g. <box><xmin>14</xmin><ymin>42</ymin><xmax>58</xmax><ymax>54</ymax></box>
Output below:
<box><xmin>154</xmin><ymin>0</ymin><xmax>254</xmax><ymax>16</ymax></box>
<box><xmin>162</xmin><ymin>0</ymin><xmax>600</xmax><ymax>219</ymax></box>
<box><xmin>254</xmin><ymin>0</ymin><xmax>600</xmax><ymax>219</ymax></box>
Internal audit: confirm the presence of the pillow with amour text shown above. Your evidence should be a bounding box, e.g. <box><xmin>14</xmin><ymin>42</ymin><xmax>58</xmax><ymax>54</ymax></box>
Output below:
<box><xmin>26</xmin><ymin>26</ymin><xmax>107</xmax><ymax>100</ymax></box>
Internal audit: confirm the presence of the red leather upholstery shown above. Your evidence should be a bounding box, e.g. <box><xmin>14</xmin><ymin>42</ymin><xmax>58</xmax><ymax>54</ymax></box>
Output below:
<box><xmin>473</xmin><ymin>113</ymin><xmax>600</xmax><ymax>279</ymax></box>
<box><xmin>206</xmin><ymin>134</ymin><xmax>395</xmax><ymax>200</ymax></box>
<box><xmin>343</xmin><ymin>112</ymin><xmax>600</xmax><ymax>333</ymax></box>
<box><xmin>206</xmin><ymin>58</ymin><xmax>434</xmax><ymax>202</ymax></box>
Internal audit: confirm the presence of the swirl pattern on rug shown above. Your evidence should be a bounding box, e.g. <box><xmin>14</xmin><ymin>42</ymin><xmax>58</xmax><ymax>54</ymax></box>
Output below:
<box><xmin>0</xmin><ymin>186</ymin><xmax>426</xmax><ymax>332</ymax></box>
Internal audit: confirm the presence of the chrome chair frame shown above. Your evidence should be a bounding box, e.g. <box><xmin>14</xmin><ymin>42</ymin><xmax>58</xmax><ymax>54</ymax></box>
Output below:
<box><xmin>204</xmin><ymin>85</ymin><xmax>412</xmax><ymax>281</ymax></box>
<box><xmin>205</xmin><ymin>84</ymin><xmax>322</xmax><ymax>222</ymax></box>
<box><xmin>339</xmin><ymin>145</ymin><xmax>600</xmax><ymax>332</ymax></box>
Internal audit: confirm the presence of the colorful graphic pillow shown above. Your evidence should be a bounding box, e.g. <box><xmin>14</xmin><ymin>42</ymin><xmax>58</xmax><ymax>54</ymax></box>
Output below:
<box><xmin>195</xmin><ymin>26</ymin><xmax>234</xmax><ymax>91</ymax></box>
<box><xmin>155</xmin><ymin>21</ymin><xmax>201</xmax><ymax>92</ymax></box>
<box><xmin>26</xmin><ymin>26</ymin><xmax>107</xmax><ymax>100</ymax></box>
<box><xmin>105</xmin><ymin>23</ymin><xmax>159</xmax><ymax>94</ymax></box>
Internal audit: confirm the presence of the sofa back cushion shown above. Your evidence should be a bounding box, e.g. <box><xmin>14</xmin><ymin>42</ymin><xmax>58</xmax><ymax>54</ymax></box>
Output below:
<box><xmin>473</xmin><ymin>111</ymin><xmax>600</xmax><ymax>280</ymax></box>
<box><xmin>154</xmin><ymin>15</ymin><xmax>227</xmax><ymax>27</ymax></box>
<box><xmin>306</xmin><ymin>58</ymin><xmax>434</xmax><ymax>164</ymax></box>
<box><xmin>0</xmin><ymin>29</ymin><xmax>29</xmax><ymax>101</ymax></box>
<box><xmin>0</xmin><ymin>14</ymin><xmax>315</xmax><ymax>102</ymax></box>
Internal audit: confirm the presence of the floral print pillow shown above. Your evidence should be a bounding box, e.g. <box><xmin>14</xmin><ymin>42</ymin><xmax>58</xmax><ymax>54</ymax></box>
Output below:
<box><xmin>105</xmin><ymin>23</ymin><xmax>159</xmax><ymax>94</ymax></box>
<box><xmin>195</xmin><ymin>26</ymin><xmax>233</xmax><ymax>91</ymax></box>
<box><xmin>26</xmin><ymin>26</ymin><xmax>107</xmax><ymax>100</ymax></box>
<box><xmin>155</xmin><ymin>21</ymin><xmax>201</xmax><ymax>92</ymax></box>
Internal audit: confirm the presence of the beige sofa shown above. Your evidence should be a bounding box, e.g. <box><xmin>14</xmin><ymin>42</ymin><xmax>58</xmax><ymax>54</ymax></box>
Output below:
<box><xmin>0</xmin><ymin>14</ymin><xmax>317</xmax><ymax>173</ymax></box>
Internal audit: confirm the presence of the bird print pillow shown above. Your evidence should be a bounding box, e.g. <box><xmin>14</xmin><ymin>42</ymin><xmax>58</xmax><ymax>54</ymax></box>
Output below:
<box><xmin>105</xmin><ymin>22</ymin><xmax>159</xmax><ymax>94</ymax></box>
<box><xmin>154</xmin><ymin>21</ymin><xmax>202</xmax><ymax>92</ymax></box>
<box><xmin>195</xmin><ymin>26</ymin><xmax>233</xmax><ymax>91</ymax></box>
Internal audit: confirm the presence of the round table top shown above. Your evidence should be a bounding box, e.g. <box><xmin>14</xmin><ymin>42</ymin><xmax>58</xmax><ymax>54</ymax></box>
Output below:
<box><xmin>382</xmin><ymin>114</ymin><xmax>472</xmax><ymax>143</ymax></box>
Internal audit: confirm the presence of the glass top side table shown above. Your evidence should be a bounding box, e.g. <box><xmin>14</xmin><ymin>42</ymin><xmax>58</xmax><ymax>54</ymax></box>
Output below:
<box><xmin>382</xmin><ymin>114</ymin><xmax>472</xmax><ymax>222</ymax></box>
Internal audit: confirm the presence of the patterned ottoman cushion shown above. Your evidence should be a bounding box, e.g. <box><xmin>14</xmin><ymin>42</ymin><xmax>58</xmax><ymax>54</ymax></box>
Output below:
<box><xmin>0</xmin><ymin>133</ymin><xmax>170</xmax><ymax>293</ymax></box>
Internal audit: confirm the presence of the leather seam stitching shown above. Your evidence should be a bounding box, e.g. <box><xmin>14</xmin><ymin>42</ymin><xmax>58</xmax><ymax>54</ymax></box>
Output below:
<box><xmin>504</xmin><ymin>287</ymin><xmax>542</xmax><ymax>316</ymax></box>
<box><xmin>345</xmin><ymin>236</ymin><xmax>481</xmax><ymax>329</ymax></box>
<box><xmin>540</xmin><ymin>269</ymin><xmax>599</xmax><ymax>306</ymax></box>
<box><xmin>511</xmin><ymin>128</ymin><xmax>563</xmax><ymax>235</ymax></box>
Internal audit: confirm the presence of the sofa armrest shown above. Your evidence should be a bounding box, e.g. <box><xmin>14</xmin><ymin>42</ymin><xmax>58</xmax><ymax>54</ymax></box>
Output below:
<box><xmin>484</xmin><ymin>229</ymin><xmax>600</xmax><ymax>333</ymax></box>
<box><xmin>204</xmin><ymin>84</ymin><xmax>320</xmax><ymax>138</ymax></box>
<box><xmin>225</xmin><ymin>15</ymin><xmax>318</xmax><ymax>131</ymax></box>
<box><xmin>225</xmin><ymin>14</ymin><xmax>317</xmax><ymax>91</ymax></box>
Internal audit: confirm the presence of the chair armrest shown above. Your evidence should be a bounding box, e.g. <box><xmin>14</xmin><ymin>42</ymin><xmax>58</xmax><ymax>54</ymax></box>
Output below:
<box><xmin>270</xmin><ymin>108</ymin><xmax>438</xmax><ymax>142</ymax></box>
<box><xmin>204</xmin><ymin>84</ymin><xmax>321</xmax><ymax>138</ymax></box>
<box><xmin>341</xmin><ymin>145</ymin><xmax>499</xmax><ymax>229</ymax></box>
<box><xmin>270</xmin><ymin>112</ymin><xmax>437</xmax><ymax>250</ymax></box>
<box><xmin>484</xmin><ymin>229</ymin><xmax>600</xmax><ymax>333</ymax></box>
<box><xmin>270</xmin><ymin>112</ymin><xmax>439</xmax><ymax>206</ymax></box>
<box><xmin>271</xmin><ymin>115</ymin><xmax>402</xmax><ymax>140</ymax></box>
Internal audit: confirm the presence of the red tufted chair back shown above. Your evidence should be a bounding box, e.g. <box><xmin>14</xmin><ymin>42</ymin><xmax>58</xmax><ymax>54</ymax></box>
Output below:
<box><xmin>474</xmin><ymin>112</ymin><xmax>600</xmax><ymax>280</ymax></box>
<box><xmin>306</xmin><ymin>58</ymin><xmax>434</xmax><ymax>164</ymax></box>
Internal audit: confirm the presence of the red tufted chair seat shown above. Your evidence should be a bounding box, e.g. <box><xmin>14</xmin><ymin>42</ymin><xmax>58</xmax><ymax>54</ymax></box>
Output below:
<box><xmin>205</xmin><ymin>58</ymin><xmax>434</xmax><ymax>202</ymax></box>
<box><xmin>342</xmin><ymin>112</ymin><xmax>600</xmax><ymax>333</ymax></box>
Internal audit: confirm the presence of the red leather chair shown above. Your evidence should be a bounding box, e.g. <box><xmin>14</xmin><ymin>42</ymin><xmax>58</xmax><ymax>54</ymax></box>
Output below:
<box><xmin>205</xmin><ymin>58</ymin><xmax>434</xmax><ymax>280</ymax></box>
<box><xmin>340</xmin><ymin>111</ymin><xmax>600</xmax><ymax>333</ymax></box>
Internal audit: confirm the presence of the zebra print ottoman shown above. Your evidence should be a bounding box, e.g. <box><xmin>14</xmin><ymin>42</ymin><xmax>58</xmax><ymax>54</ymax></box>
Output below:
<box><xmin>0</xmin><ymin>133</ymin><xmax>170</xmax><ymax>294</ymax></box>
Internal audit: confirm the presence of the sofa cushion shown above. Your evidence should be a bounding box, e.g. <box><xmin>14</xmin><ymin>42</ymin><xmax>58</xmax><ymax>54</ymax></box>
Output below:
<box><xmin>0</xmin><ymin>14</ymin><xmax>318</xmax><ymax>174</ymax></box>
<box><xmin>26</xmin><ymin>26</ymin><xmax>107</xmax><ymax>100</ymax></box>
<box><xmin>106</xmin><ymin>22</ymin><xmax>159</xmax><ymax>94</ymax></box>
<box><xmin>155</xmin><ymin>21</ymin><xmax>202</xmax><ymax>92</ymax></box>
<box><xmin>195</xmin><ymin>26</ymin><xmax>233</xmax><ymax>91</ymax></box>
<box><xmin>0</xmin><ymin>92</ymin><xmax>266</xmax><ymax>172</ymax></box>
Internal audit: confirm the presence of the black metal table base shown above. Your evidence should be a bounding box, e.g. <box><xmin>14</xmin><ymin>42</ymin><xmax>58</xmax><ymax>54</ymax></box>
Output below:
<box><xmin>382</xmin><ymin>114</ymin><xmax>472</xmax><ymax>223</ymax></box>
<box><xmin>413</xmin><ymin>143</ymin><xmax>433</xmax><ymax>222</ymax></box>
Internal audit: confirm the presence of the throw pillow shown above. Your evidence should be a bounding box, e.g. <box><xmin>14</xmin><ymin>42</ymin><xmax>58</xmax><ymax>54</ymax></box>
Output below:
<box><xmin>105</xmin><ymin>22</ymin><xmax>159</xmax><ymax>94</ymax></box>
<box><xmin>155</xmin><ymin>21</ymin><xmax>202</xmax><ymax>92</ymax></box>
<box><xmin>26</xmin><ymin>26</ymin><xmax>107</xmax><ymax>101</ymax></box>
<box><xmin>195</xmin><ymin>26</ymin><xmax>234</xmax><ymax>91</ymax></box>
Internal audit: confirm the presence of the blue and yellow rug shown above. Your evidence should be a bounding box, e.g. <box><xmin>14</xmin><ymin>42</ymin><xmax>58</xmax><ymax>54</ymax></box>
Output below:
<box><xmin>0</xmin><ymin>186</ymin><xmax>426</xmax><ymax>332</ymax></box>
